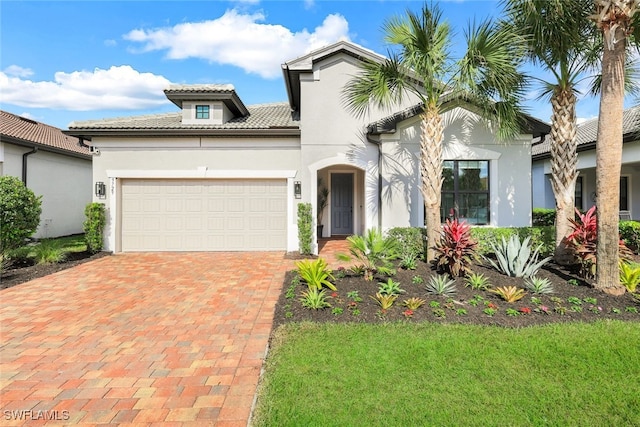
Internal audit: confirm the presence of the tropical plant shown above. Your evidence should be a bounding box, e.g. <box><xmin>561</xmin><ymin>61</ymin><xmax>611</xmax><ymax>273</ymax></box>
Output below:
<box><xmin>425</xmin><ymin>274</ymin><xmax>457</xmax><ymax>297</ymax></box>
<box><xmin>566</xmin><ymin>206</ymin><xmax>632</xmax><ymax>279</ymax></box>
<box><xmin>490</xmin><ymin>286</ymin><xmax>527</xmax><ymax>303</ymax></box>
<box><xmin>84</xmin><ymin>202</ymin><xmax>106</xmax><ymax>253</ymax></box>
<box><xmin>399</xmin><ymin>252</ymin><xmax>418</xmax><ymax>270</ymax></box>
<box><xmin>377</xmin><ymin>278</ymin><xmax>405</xmax><ymax>296</ymax></box>
<box><xmin>386</xmin><ymin>227</ymin><xmax>425</xmax><ymax>261</ymax></box>
<box><xmin>317</xmin><ymin>178</ymin><xmax>329</xmax><ymax>232</ymax></box>
<box><xmin>0</xmin><ymin>176</ymin><xmax>42</xmax><ymax>254</ymax></box>
<box><xmin>524</xmin><ymin>276</ymin><xmax>555</xmax><ymax>295</ymax></box>
<box><xmin>432</xmin><ymin>219</ymin><xmax>479</xmax><ymax>277</ymax></box>
<box><xmin>337</xmin><ymin>228</ymin><xmax>398</xmax><ymax>280</ymax></box>
<box><xmin>592</xmin><ymin>0</ymin><xmax>640</xmax><ymax>294</ymax></box>
<box><xmin>371</xmin><ymin>293</ymin><xmax>398</xmax><ymax>310</ymax></box>
<box><xmin>403</xmin><ymin>297</ymin><xmax>426</xmax><ymax>310</ymax></box>
<box><xmin>342</xmin><ymin>2</ymin><xmax>526</xmax><ymax>262</ymax></box>
<box><xmin>502</xmin><ymin>0</ymin><xmax>600</xmax><ymax>265</ymax></box>
<box><xmin>297</xmin><ymin>203</ymin><xmax>313</xmax><ymax>255</ymax></box>
<box><xmin>464</xmin><ymin>272</ymin><xmax>491</xmax><ymax>290</ymax></box>
<box><xmin>300</xmin><ymin>289</ymin><xmax>331</xmax><ymax>310</ymax></box>
<box><xmin>295</xmin><ymin>258</ymin><xmax>336</xmax><ymax>291</ymax></box>
<box><xmin>32</xmin><ymin>239</ymin><xmax>67</xmax><ymax>265</ymax></box>
<box><xmin>619</xmin><ymin>261</ymin><xmax>640</xmax><ymax>293</ymax></box>
<box><xmin>485</xmin><ymin>235</ymin><xmax>552</xmax><ymax>278</ymax></box>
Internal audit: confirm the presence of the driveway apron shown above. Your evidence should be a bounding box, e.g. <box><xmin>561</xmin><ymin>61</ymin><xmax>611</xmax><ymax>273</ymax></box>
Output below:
<box><xmin>0</xmin><ymin>252</ymin><xmax>287</xmax><ymax>426</ymax></box>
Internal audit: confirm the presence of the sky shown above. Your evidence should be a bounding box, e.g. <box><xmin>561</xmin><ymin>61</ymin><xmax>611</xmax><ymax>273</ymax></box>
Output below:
<box><xmin>1</xmin><ymin>0</ymin><xmax>637</xmax><ymax>130</ymax></box>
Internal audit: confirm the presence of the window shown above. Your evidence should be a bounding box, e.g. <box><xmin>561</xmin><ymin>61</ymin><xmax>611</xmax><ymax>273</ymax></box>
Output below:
<box><xmin>441</xmin><ymin>160</ymin><xmax>490</xmax><ymax>224</ymax></box>
<box><xmin>195</xmin><ymin>105</ymin><xmax>209</xmax><ymax>119</ymax></box>
<box><xmin>620</xmin><ymin>176</ymin><xmax>629</xmax><ymax>211</ymax></box>
<box><xmin>575</xmin><ymin>176</ymin><xmax>583</xmax><ymax>211</ymax></box>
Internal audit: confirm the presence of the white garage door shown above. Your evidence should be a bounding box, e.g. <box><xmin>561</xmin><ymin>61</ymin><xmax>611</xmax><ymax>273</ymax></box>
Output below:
<box><xmin>121</xmin><ymin>179</ymin><xmax>287</xmax><ymax>251</ymax></box>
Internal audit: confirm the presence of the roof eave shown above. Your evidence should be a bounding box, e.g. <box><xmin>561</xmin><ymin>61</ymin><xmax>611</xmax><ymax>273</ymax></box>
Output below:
<box><xmin>65</xmin><ymin>127</ymin><xmax>301</xmax><ymax>139</ymax></box>
<box><xmin>1</xmin><ymin>134</ymin><xmax>92</xmax><ymax>159</ymax></box>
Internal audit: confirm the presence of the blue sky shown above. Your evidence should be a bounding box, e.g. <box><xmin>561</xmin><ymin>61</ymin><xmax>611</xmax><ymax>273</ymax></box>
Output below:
<box><xmin>0</xmin><ymin>0</ymin><xmax>635</xmax><ymax>130</ymax></box>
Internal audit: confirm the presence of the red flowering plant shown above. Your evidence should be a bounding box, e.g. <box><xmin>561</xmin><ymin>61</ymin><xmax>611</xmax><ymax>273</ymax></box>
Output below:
<box><xmin>519</xmin><ymin>307</ymin><xmax>532</xmax><ymax>315</ymax></box>
<box><xmin>433</xmin><ymin>219</ymin><xmax>479</xmax><ymax>277</ymax></box>
<box><xmin>565</xmin><ymin>206</ymin><xmax>632</xmax><ymax>279</ymax></box>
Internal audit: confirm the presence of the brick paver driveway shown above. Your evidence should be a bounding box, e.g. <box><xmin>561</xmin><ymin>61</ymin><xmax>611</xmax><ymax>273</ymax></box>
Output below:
<box><xmin>1</xmin><ymin>252</ymin><xmax>288</xmax><ymax>426</ymax></box>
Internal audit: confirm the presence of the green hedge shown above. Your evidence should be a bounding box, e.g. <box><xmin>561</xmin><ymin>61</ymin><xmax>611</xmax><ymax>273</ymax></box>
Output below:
<box><xmin>532</xmin><ymin>208</ymin><xmax>556</xmax><ymax>227</ymax></box>
<box><xmin>297</xmin><ymin>203</ymin><xmax>313</xmax><ymax>255</ymax></box>
<box><xmin>620</xmin><ymin>220</ymin><xmax>640</xmax><ymax>253</ymax></box>
<box><xmin>470</xmin><ymin>226</ymin><xmax>555</xmax><ymax>257</ymax></box>
<box><xmin>386</xmin><ymin>227</ymin><xmax>426</xmax><ymax>261</ymax></box>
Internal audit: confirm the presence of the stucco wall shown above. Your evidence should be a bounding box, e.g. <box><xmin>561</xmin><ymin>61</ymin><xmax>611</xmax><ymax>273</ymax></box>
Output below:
<box><xmin>380</xmin><ymin>108</ymin><xmax>534</xmax><ymax>229</ymax></box>
<box><xmin>1</xmin><ymin>143</ymin><xmax>92</xmax><ymax>238</ymax></box>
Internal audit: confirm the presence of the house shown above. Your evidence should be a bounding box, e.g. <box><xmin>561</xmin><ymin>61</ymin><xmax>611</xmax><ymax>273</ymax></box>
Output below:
<box><xmin>67</xmin><ymin>41</ymin><xmax>549</xmax><ymax>253</ymax></box>
<box><xmin>532</xmin><ymin>105</ymin><xmax>640</xmax><ymax>219</ymax></box>
<box><xmin>0</xmin><ymin>110</ymin><xmax>92</xmax><ymax>238</ymax></box>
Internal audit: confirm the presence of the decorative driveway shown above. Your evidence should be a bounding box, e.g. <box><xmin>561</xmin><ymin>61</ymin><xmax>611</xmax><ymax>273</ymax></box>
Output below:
<box><xmin>0</xmin><ymin>252</ymin><xmax>288</xmax><ymax>426</ymax></box>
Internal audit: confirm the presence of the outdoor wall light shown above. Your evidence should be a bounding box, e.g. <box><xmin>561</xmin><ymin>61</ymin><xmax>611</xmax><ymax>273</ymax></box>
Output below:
<box><xmin>294</xmin><ymin>181</ymin><xmax>302</xmax><ymax>199</ymax></box>
<box><xmin>95</xmin><ymin>181</ymin><xmax>106</xmax><ymax>198</ymax></box>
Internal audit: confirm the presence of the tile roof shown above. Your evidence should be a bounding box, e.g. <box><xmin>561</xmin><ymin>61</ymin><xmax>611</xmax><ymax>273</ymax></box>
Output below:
<box><xmin>68</xmin><ymin>102</ymin><xmax>299</xmax><ymax>130</ymax></box>
<box><xmin>532</xmin><ymin>105</ymin><xmax>640</xmax><ymax>157</ymax></box>
<box><xmin>164</xmin><ymin>84</ymin><xmax>235</xmax><ymax>93</ymax></box>
<box><xmin>0</xmin><ymin>110</ymin><xmax>91</xmax><ymax>157</ymax></box>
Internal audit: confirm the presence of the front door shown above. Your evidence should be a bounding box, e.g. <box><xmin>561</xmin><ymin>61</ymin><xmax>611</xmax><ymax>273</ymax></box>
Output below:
<box><xmin>331</xmin><ymin>173</ymin><xmax>353</xmax><ymax>235</ymax></box>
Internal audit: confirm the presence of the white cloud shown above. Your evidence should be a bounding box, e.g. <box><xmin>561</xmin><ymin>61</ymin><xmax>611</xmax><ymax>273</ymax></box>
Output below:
<box><xmin>0</xmin><ymin>65</ymin><xmax>171</xmax><ymax>111</ymax></box>
<box><xmin>4</xmin><ymin>65</ymin><xmax>34</xmax><ymax>78</ymax></box>
<box><xmin>124</xmin><ymin>9</ymin><xmax>351</xmax><ymax>79</ymax></box>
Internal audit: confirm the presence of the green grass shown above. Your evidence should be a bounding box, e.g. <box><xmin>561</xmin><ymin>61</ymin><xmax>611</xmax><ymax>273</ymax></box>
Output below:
<box><xmin>7</xmin><ymin>234</ymin><xmax>86</xmax><ymax>264</ymax></box>
<box><xmin>254</xmin><ymin>321</ymin><xmax>640</xmax><ymax>427</ymax></box>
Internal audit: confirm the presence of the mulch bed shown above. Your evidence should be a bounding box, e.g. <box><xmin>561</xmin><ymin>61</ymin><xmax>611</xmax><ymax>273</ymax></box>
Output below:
<box><xmin>1</xmin><ymin>251</ymin><xmax>110</xmax><ymax>290</ymax></box>
<box><xmin>274</xmin><ymin>259</ymin><xmax>640</xmax><ymax>329</ymax></box>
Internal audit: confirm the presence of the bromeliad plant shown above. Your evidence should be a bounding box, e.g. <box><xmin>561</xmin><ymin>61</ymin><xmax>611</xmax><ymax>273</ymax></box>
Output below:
<box><xmin>377</xmin><ymin>278</ymin><xmax>406</xmax><ymax>296</ymax></box>
<box><xmin>524</xmin><ymin>276</ymin><xmax>555</xmax><ymax>295</ymax></box>
<box><xmin>464</xmin><ymin>272</ymin><xmax>491</xmax><ymax>290</ymax></box>
<box><xmin>371</xmin><ymin>293</ymin><xmax>398</xmax><ymax>310</ymax></box>
<box><xmin>425</xmin><ymin>274</ymin><xmax>457</xmax><ymax>297</ymax></box>
<box><xmin>300</xmin><ymin>289</ymin><xmax>331</xmax><ymax>310</ymax></box>
<box><xmin>337</xmin><ymin>228</ymin><xmax>399</xmax><ymax>281</ymax></box>
<box><xmin>485</xmin><ymin>235</ymin><xmax>551</xmax><ymax>278</ymax></box>
<box><xmin>619</xmin><ymin>261</ymin><xmax>640</xmax><ymax>293</ymax></box>
<box><xmin>432</xmin><ymin>219</ymin><xmax>479</xmax><ymax>277</ymax></box>
<box><xmin>490</xmin><ymin>286</ymin><xmax>527</xmax><ymax>303</ymax></box>
<box><xmin>295</xmin><ymin>258</ymin><xmax>336</xmax><ymax>291</ymax></box>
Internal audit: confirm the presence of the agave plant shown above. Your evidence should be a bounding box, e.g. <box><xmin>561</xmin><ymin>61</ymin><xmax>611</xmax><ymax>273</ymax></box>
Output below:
<box><xmin>524</xmin><ymin>276</ymin><xmax>555</xmax><ymax>295</ymax></box>
<box><xmin>295</xmin><ymin>258</ymin><xmax>336</xmax><ymax>291</ymax></box>
<box><xmin>485</xmin><ymin>235</ymin><xmax>551</xmax><ymax>278</ymax></box>
<box><xmin>432</xmin><ymin>219</ymin><xmax>479</xmax><ymax>277</ymax></box>
<box><xmin>336</xmin><ymin>228</ymin><xmax>398</xmax><ymax>280</ymax></box>
<box><xmin>425</xmin><ymin>274</ymin><xmax>457</xmax><ymax>297</ymax></box>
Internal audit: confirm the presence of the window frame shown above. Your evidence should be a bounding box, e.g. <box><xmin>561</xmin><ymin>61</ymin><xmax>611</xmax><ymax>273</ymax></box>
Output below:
<box><xmin>440</xmin><ymin>160</ymin><xmax>490</xmax><ymax>225</ymax></box>
<box><xmin>195</xmin><ymin>105</ymin><xmax>210</xmax><ymax>120</ymax></box>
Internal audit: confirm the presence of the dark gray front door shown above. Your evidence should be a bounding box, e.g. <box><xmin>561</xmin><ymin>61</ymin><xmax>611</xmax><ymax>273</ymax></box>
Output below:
<box><xmin>331</xmin><ymin>173</ymin><xmax>353</xmax><ymax>235</ymax></box>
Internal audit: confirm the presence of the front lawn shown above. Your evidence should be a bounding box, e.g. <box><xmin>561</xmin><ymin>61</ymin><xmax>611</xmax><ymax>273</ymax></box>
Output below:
<box><xmin>253</xmin><ymin>321</ymin><xmax>640</xmax><ymax>426</ymax></box>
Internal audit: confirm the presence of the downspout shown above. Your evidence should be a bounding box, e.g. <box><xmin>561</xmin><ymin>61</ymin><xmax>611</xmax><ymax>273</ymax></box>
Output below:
<box><xmin>77</xmin><ymin>136</ymin><xmax>91</xmax><ymax>150</ymax></box>
<box><xmin>22</xmin><ymin>147</ymin><xmax>38</xmax><ymax>185</ymax></box>
<box><xmin>366</xmin><ymin>131</ymin><xmax>383</xmax><ymax>230</ymax></box>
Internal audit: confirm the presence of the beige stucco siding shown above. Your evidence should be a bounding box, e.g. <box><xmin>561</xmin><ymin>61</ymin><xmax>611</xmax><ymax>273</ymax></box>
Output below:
<box><xmin>1</xmin><ymin>143</ymin><xmax>91</xmax><ymax>238</ymax></box>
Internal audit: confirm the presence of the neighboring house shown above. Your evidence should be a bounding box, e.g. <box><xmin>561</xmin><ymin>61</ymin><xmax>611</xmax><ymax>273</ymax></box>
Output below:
<box><xmin>0</xmin><ymin>110</ymin><xmax>92</xmax><ymax>238</ymax></box>
<box><xmin>68</xmin><ymin>41</ymin><xmax>549</xmax><ymax>254</ymax></box>
<box><xmin>532</xmin><ymin>105</ymin><xmax>640</xmax><ymax>219</ymax></box>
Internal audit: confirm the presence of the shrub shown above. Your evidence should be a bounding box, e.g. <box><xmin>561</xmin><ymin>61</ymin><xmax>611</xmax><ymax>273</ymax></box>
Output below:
<box><xmin>386</xmin><ymin>227</ymin><xmax>425</xmax><ymax>261</ymax></box>
<box><xmin>0</xmin><ymin>176</ymin><xmax>42</xmax><ymax>253</ymax></box>
<box><xmin>619</xmin><ymin>261</ymin><xmax>640</xmax><ymax>293</ymax></box>
<box><xmin>470</xmin><ymin>226</ymin><xmax>554</xmax><ymax>257</ymax></box>
<box><xmin>471</xmin><ymin>227</ymin><xmax>515</xmax><ymax>256</ymax></box>
<box><xmin>297</xmin><ymin>203</ymin><xmax>313</xmax><ymax>255</ymax></box>
<box><xmin>533</xmin><ymin>208</ymin><xmax>556</xmax><ymax>227</ymax></box>
<box><xmin>295</xmin><ymin>258</ymin><xmax>336</xmax><ymax>291</ymax></box>
<box><xmin>433</xmin><ymin>219</ymin><xmax>478</xmax><ymax>277</ymax></box>
<box><xmin>485</xmin><ymin>235</ymin><xmax>552</xmax><ymax>278</ymax></box>
<box><xmin>32</xmin><ymin>239</ymin><xmax>67</xmax><ymax>264</ymax></box>
<box><xmin>337</xmin><ymin>228</ymin><xmax>398</xmax><ymax>280</ymax></box>
<box><xmin>619</xmin><ymin>221</ymin><xmax>640</xmax><ymax>253</ymax></box>
<box><xmin>84</xmin><ymin>203</ymin><xmax>106</xmax><ymax>254</ymax></box>
<box><xmin>425</xmin><ymin>274</ymin><xmax>457</xmax><ymax>297</ymax></box>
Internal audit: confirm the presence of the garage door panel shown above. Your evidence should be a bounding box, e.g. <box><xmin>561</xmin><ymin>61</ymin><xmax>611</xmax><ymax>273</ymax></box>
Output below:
<box><xmin>122</xmin><ymin>179</ymin><xmax>286</xmax><ymax>251</ymax></box>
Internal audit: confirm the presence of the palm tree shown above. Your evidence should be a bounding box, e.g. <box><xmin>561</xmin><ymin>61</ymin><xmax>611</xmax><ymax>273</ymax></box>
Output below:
<box><xmin>342</xmin><ymin>2</ymin><xmax>525</xmax><ymax>261</ymax></box>
<box><xmin>502</xmin><ymin>0</ymin><xmax>599</xmax><ymax>265</ymax></box>
<box><xmin>592</xmin><ymin>0</ymin><xmax>639</xmax><ymax>294</ymax></box>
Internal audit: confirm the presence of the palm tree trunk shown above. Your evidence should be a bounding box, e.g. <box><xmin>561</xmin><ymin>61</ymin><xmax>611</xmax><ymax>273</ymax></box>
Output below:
<box><xmin>550</xmin><ymin>88</ymin><xmax>578</xmax><ymax>265</ymax></box>
<box><xmin>420</xmin><ymin>107</ymin><xmax>444</xmax><ymax>262</ymax></box>
<box><xmin>595</xmin><ymin>20</ymin><xmax>627</xmax><ymax>295</ymax></box>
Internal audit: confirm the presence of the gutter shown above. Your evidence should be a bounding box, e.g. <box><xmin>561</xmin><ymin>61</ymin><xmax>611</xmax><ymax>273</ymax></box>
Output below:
<box><xmin>366</xmin><ymin>131</ymin><xmax>383</xmax><ymax>230</ymax></box>
<box><xmin>22</xmin><ymin>147</ymin><xmax>38</xmax><ymax>185</ymax></box>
